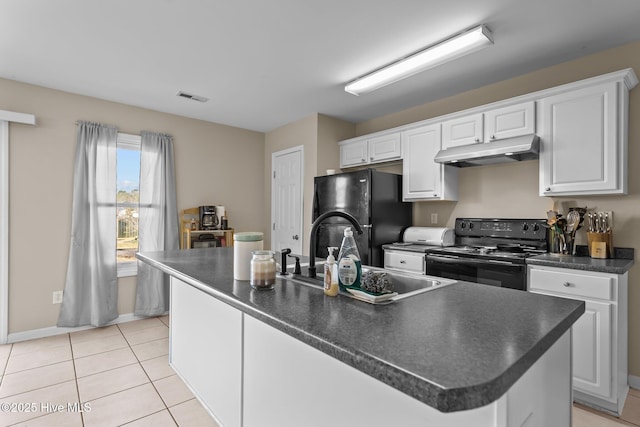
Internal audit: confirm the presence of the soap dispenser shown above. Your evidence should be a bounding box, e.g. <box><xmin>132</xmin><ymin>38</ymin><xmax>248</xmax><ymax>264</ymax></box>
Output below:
<box><xmin>324</xmin><ymin>247</ymin><xmax>339</xmax><ymax>296</ymax></box>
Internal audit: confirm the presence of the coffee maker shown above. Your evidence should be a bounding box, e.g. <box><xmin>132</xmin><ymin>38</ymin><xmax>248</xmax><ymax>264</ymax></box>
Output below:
<box><xmin>199</xmin><ymin>206</ymin><xmax>219</xmax><ymax>230</ymax></box>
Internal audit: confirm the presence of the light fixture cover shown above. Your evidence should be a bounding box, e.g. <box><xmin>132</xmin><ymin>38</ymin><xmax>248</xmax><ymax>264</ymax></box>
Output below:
<box><xmin>345</xmin><ymin>25</ymin><xmax>494</xmax><ymax>96</ymax></box>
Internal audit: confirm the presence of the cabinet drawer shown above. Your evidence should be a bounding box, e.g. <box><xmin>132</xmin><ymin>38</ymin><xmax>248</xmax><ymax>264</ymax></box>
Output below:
<box><xmin>384</xmin><ymin>250</ymin><xmax>425</xmax><ymax>274</ymax></box>
<box><xmin>529</xmin><ymin>268</ymin><xmax>613</xmax><ymax>300</ymax></box>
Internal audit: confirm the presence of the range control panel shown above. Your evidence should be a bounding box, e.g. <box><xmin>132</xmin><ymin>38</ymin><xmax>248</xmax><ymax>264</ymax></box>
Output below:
<box><xmin>454</xmin><ymin>218</ymin><xmax>548</xmax><ymax>240</ymax></box>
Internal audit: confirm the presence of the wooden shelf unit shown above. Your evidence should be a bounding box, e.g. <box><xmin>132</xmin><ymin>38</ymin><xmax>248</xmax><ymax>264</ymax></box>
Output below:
<box><xmin>180</xmin><ymin>207</ymin><xmax>234</xmax><ymax>249</ymax></box>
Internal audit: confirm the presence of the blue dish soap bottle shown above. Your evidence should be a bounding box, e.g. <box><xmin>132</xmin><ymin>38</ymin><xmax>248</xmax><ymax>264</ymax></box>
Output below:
<box><xmin>337</xmin><ymin>227</ymin><xmax>362</xmax><ymax>291</ymax></box>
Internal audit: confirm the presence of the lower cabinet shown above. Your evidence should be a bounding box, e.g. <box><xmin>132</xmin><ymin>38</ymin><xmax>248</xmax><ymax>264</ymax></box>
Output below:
<box><xmin>528</xmin><ymin>265</ymin><xmax>628</xmax><ymax>415</ymax></box>
<box><xmin>170</xmin><ymin>277</ymin><xmax>243</xmax><ymax>427</ymax></box>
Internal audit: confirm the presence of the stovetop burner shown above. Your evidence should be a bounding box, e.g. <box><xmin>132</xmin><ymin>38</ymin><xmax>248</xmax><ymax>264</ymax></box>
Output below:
<box><xmin>428</xmin><ymin>244</ymin><xmax>545</xmax><ymax>260</ymax></box>
<box><xmin>426</xmin><ymin>218</ymin><xmax>548</xmax><ymax>262</ymax></box>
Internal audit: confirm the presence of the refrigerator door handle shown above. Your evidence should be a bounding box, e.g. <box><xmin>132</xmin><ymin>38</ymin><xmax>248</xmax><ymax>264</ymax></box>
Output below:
<box><xmin>362</xmin><ymin>224</ymin><xmax>372</xmax><ymax>228</ymax></box>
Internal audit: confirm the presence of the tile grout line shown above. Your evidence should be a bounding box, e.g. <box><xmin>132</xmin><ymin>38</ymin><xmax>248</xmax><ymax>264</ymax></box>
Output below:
<box><xmin>67</xmin><ymin>332</ymin><xmax>87</xmax><ymax>427</ymax></box>
<box><xmin>116</xmin><ymin>321</ymin><xmax>181</xmax><ymax>426</ymax></box>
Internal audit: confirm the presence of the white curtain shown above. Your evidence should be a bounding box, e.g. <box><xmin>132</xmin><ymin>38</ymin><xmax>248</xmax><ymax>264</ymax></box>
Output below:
<box><xmin>58</xmin><ymin>121</ymin><xmax>118</xmax><ymax>327</ymax></box>
<box><xmin>135</xmin><ymin>131</ymin><xmax>179</xmax><ymax>316</ymax></box>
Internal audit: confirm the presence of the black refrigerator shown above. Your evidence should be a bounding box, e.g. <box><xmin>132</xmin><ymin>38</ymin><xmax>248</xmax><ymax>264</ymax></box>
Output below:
<box><xmin>313</xmin><ymin>169</ymin><xmax>412</xmax><ymax>267</ymax></box>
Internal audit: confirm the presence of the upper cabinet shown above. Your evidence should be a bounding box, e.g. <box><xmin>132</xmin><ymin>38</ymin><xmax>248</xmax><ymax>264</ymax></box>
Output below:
<box><xmin>339</xmin><ymin>132</ymin><xmax>401</xmax><ymax>168</ymax></box>
<box><xmin>484</xmin><ymin>101</ymin><xmax>535</xmax><ymax>142</ymax></box>
<box><xmin>402</xmin><ymin>124</ymin><xmax>458</xmax><ymax>201</ymax></box>
<box><xmin>339</xmin><ymin>139</ymin><xmax>368</xmax><ymax>168</ymax></box>
<box><xmin>442</xmin><ymin>101</ymin><xmax>535</xmax><ymax>149</ymax></box>
<box><xmin>539</xmin><ymin>77</ymin><xmax>634</xmax><ymax>196</ymax></box>
<box><xmin>442</xmin><ymin>113</ymin><xmax>483</xmax><ymax>148</ymax></box>
<box><xmin>338</xmin><ymin>69</ymin><xmax>637</xmax><ymax>199</ymax></box>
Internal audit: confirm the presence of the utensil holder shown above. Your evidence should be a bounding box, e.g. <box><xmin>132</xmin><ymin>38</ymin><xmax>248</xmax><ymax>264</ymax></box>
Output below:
<box><xmin>587</xmin><ymin>231</ymin><xmax>613</xmax><ymax>258</ymax></box>
<box><xmin>548</xmin><ymin>228</ymin><xmax>574</xmax><ymax>255</ymax></box>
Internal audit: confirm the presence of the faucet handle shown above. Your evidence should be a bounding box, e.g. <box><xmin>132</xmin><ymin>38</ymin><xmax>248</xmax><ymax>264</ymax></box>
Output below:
<box><xmin>288</xmin><ymin>255</ymin><xmax>301</xmax><ymax>275</ymax></box>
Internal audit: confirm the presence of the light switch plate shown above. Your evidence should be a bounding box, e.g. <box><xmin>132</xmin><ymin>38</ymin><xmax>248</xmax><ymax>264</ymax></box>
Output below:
<box><xmin>430</xmin><ymin>213</ymin><xmax>438</xmax><ymax>224</ymax></box>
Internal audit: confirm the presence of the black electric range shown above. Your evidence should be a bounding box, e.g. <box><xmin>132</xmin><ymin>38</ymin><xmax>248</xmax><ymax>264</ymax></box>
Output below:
<box><xmin>426</xmin><ymin>218</ymin><xmax>548</xmax><ymax>290</ymax></box>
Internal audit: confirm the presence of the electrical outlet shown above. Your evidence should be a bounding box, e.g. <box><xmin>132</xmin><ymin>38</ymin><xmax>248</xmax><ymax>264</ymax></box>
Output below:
<box><xmin>52</xmin><ymin>290</ymin><xmax>63</xmax><ymax>304</ymax></box>
<box><xmin>430</xmin><ymin>213</ymin><xmax>438</xmax><ymax>224</ymax></box>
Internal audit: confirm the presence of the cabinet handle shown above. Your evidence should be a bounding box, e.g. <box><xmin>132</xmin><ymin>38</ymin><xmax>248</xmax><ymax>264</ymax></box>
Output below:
<box><xmin>490</xmin><ymin>135</ymin><xmax>496</xmax><ymax>140</ymax></box>
<box><xmin>292</xmin><ymin>235</ymin><xmax>299</xmax><ymax>240</ymax></box>
<box><xmin>400</xmin><ymin>260</ymin><xmax>406</xmax><ymax>264</ymax></box>
<box><xmin>545</xmin><ymin>187</ymin><xmax>551</xmax><ymax>192</ymax></box>
<box><xmin>563</xmin><ymin>282</ymin><xmax>571</xmax><ymax>287</ymax></box>
<box><xmin>370</xmin><ymin>157</ymin><xmax>374</xmax><ymax>161</ymax></box>
<box><xmin>474</xmin><ymin>138</ymin><xmax>480</xmax><ymax>142</ymax></box>
<box><xmin>362</xmin><ymin>158</ymin><xmax>366</xmax><ymax>162</ymax></box>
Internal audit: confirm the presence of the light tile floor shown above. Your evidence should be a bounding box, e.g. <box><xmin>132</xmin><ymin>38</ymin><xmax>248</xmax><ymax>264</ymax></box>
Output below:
<box><xmin>0</xmin><ymin>316</ymin><xmax>219</xmax><ymax>426</ymax></box>
<box><xmin>0</xmin><ymin>316</ymin><xmax>638</xmax><ymax>426</ymax></box>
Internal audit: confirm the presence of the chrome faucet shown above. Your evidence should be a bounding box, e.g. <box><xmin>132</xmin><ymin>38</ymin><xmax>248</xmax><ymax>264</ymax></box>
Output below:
<box><xmin>308</xmin><ymin>211</ymin><xmax>364</xmax><ymax>278</ymax></box>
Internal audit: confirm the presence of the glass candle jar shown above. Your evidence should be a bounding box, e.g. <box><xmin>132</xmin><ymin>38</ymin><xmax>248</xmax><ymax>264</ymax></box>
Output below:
<box><xmin>250</xmin><ymin>250</ymin><xmax>276</xmax><ymax>290</ymax></box>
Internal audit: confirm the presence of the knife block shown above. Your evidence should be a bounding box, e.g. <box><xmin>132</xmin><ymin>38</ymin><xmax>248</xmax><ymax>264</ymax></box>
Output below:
<box><xmin>587</xmin><ymin>231</ymin><xmax>613</xmax><ymax>258</ymax></box>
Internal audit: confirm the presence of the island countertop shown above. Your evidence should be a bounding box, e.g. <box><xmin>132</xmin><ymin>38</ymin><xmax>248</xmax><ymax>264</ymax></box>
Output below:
<box><xmin>137</xmin><ymin>248</ymin><xmax>584</xmax><ymax>413</ymax></box>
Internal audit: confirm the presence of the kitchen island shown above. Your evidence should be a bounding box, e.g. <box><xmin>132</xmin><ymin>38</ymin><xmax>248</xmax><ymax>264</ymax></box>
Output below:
<box><xmin>137</xmin><ymin>248</ymin><xmax>584</xmax><ymax>427</ymax></box>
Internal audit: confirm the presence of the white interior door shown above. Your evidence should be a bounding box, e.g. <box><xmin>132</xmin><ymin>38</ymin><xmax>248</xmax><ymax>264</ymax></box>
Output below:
<box><xmin>271</xmin><ymin>146</ymin><xmax>303</xmax><ymax>255</ymax></box>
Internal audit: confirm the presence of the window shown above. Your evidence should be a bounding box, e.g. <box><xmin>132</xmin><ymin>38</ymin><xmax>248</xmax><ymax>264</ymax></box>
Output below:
<box><xmin>116</xmin><ymin>133</ymin><xmax>141</xmax><ymax>277</ymax></box>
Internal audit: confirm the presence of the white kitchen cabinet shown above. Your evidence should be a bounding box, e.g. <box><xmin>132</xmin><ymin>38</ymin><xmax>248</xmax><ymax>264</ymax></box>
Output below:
<box><xmin>484</xmin><ymin>101</ymin><xmax>535</xmax><ymax>142</ymax></box>
<box><xmin>368</xmin><ymin>132</ymin><xmax>402</xmax><ymax>162</ymax></box>
<box><xmin>170</xmin><ymin>277</ymin><xmax>243</xmax><ymax>427</ymax></box>
<box><xmin>339</xmin><ymin>132</ymin><xmax>401</xmax><ymax>168</ymax></box>
<box><xmin>528</xmin><ymin>265</ymin><xmax>628</xmax><ymax>415</ymax></box>
<box><xmin>401</xmin><ymin>123</ymin><xmax>458</xmax><ymax>201</ymax></box>
<box><xmin>243</xmin><ymin>314</ymin><xmax>571</xmax><ymax>427</ymax></box>
<box><xmin>339</xmin><ymin>138</ymin><xmax>368</xmax><ymax>167</ymax></box>
<box><xmin>539</xmin><ymin>78</ymin><xmax>631</xmax><ymax>196</ymax></box>
<box><xmin>442</xmin><ymin>101</ymin><xmax>534</xmax><ymax>149</ymax></box>
<box><xmin>442</xmin><ymin>113</ymin><xmax>483</xmax><ymax>148</ymax></box>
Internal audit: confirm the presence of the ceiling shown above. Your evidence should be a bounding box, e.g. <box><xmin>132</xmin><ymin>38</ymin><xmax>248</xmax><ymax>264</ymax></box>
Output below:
<box><xmin>2</xmin><ymin>1</ymin><xmax>640</xmax><ymax>133</ymax></box>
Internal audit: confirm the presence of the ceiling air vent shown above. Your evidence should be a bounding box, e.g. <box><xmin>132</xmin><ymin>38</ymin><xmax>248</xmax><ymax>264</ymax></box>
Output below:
<box><xmin>176</xmin><ymin>91</ymin><xmax>209</xmax><ymax>103</ymax></box>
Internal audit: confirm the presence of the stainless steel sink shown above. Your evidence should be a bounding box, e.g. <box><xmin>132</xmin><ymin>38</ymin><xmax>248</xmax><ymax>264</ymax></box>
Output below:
<box><xmin>278</xmin><ymin>265</ymin><xmax>455</xmax><ymax>302</ymax></box>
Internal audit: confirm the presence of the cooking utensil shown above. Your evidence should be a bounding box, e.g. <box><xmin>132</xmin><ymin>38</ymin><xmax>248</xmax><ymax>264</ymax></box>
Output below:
<box><xmin>566</xmin><ymin>211</ymin><xmax>580</xmax><ymax>233</ymax></box>
<box><xmin>566</xmin><ymin>211</ymin><xmax>581</xmax><ymax>255</ymax></box>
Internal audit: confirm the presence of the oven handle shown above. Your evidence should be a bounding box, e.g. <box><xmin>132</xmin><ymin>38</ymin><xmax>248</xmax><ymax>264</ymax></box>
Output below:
<box><xmin>426</xmin><ymin>254</ymin><xmax>521</xmax><ymax>267</ymax></box>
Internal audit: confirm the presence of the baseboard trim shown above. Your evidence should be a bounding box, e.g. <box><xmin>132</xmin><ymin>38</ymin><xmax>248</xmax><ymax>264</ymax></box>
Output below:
<box><xmin>629</xmin><ymin>375</ymin><xmax>640</xmax><ymax>390</ymax></box>
<box><xmin>6</xmin><ymin>312</ymin><xmax>167</xmax><ymax>344</ymax></box>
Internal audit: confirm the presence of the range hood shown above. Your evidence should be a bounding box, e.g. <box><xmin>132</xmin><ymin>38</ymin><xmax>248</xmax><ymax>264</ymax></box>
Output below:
<box><xmin>434</xmin><ymin>134</ymin><xmax>540</xmax><ymax>167</ymax></box>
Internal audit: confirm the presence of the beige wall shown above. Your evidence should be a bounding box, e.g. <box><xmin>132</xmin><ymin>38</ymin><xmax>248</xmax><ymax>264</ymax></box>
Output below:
<box><xmin>2</xmin><ymin>78</ymin><xmax>265</xmax><ymax>334</ymax></box>
<box><xmin>263</xmin><ymin>114</ymin><xmax>354</xmax><ymax>253</ymax></box>
<box><xmin>355</xmin><ymin>40</ymin><xmax>640</xmax><ymax>378</ymax></box>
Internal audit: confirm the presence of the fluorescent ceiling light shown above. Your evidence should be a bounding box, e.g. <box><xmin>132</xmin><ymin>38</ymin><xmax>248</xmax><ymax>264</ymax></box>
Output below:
<box><xmin>345</xmin><ymin>25</ymin><xmax>494</xmax><ymax>96</ymax></box>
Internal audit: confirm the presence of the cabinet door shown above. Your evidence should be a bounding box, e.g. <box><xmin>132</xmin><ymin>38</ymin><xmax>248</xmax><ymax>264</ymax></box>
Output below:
<box><xmin>539</xmin><ymin>82</ymin><xmax>622</xmax><ymax>195</ymax></box>
<box><xmin>339</xmin><ymin>139</ymin><xmax>368</xmax><ymax>168</ymax></box>
<box><xmin>368</xmin><ymin>133</ymin><xmax>401</xmax><ymax>163</ymax></box>
<box><xmin>170</xmin><ymin>278</ymin><xmax>243</xmax><ymax>427</ymax></box>
<box><xmin>484</xmin><ymin>101</ymin><xmax>535</xmax><ymax>141</ymax></box>
<box><xmin>572</xmin><ymin>300</ymin><xmax>613</xmax><ymax>399</ymax></box>
<box><xmin>402</xmin><ymin>124</ymin><xmax>442</xmax><ymax>200</ymax></box>
<box><xmin>442</xmin><ymin>113</ymin><xmax>483</xmax><ymax>148</ymax></box>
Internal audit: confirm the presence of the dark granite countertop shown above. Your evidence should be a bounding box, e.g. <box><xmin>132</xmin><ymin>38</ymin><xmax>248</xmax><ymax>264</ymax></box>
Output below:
<box><xmin>137</xmin><ymin>248</ymin><xmax>584</xmax><ymax>413</ymax></box>
<box><xmin>527</xmin><ymin>252</ymin><xmax>634</xmax><ymax>274</ymax></box>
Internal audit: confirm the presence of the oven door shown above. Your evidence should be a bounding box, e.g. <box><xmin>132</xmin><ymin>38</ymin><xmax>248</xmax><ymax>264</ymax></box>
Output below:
<box><xmin>426</xmin><ymin>254</ymin><xmax>526</xmax><ymax>290</ymax></box>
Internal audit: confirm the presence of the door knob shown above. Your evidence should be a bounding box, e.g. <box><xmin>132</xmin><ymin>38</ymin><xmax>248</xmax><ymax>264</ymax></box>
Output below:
<box><xmin>292</xmin><ymin>235</ymin><xmax>299</xmax><ymax>240</ymax></box>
